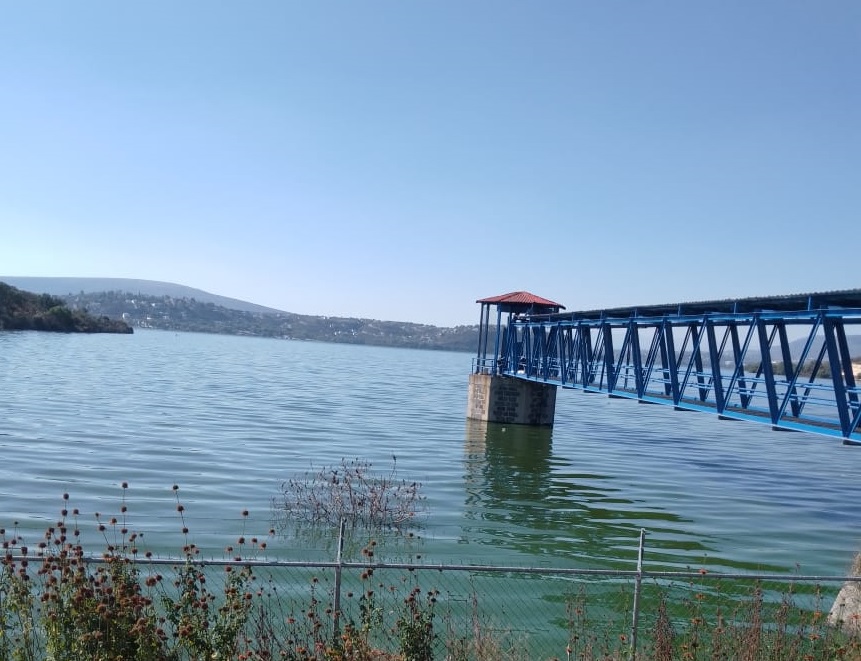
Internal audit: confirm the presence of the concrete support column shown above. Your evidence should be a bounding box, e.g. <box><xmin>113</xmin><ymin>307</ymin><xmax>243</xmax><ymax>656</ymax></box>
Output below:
<box><xmin>467</xmin><ymin>373</ymin><xmax>557</xmax><ymax>427</ymax></box>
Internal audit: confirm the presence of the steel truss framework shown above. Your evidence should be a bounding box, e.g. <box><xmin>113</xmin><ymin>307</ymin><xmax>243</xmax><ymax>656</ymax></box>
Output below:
<box><xmin>499</xmin><ymin>307</ymin><xmax>861</xmax><ymax>443</ymax></box>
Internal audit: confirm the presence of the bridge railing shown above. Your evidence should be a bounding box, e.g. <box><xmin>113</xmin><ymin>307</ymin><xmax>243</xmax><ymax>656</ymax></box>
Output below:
<box><xmin>471</xmin><ymin>356</ymin><xmax>500</xmax><ymax>375</ymax></box>
<box><xmin>499</xmin><ymin>307</ymin><xmax>861</xmax><ymax>443</ymax></box>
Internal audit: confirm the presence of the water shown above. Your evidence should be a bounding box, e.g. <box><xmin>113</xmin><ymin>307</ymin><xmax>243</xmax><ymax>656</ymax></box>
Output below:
<box><xmin>1</xmin><ymin>329</ymin><xmax>859</xmax><ymax>576</ymax></box>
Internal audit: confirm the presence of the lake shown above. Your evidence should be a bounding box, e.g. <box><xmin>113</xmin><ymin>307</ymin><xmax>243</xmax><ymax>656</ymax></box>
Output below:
<box><xmin>1</xmin><ymin>328</ymin><xmax>859</xmax><ymax>575</ymax></box>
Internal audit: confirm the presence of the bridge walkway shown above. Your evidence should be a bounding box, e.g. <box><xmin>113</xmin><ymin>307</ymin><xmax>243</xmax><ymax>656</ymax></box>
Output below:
<box><xmin>482</xmin><ymin>290</ymin><xmax>861</xmax><ymax>443</ymax></box>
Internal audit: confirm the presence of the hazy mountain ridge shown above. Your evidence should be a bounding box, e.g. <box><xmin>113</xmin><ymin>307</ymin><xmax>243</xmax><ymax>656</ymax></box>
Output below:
<box><xmin>0</xmin><ymin>277</ymin><xmax>282</xmax><ymax>315</ymax></box>
<box><xmin>60</xmin><ymin>289</ymin><xmax>479</xmax><ymax>351</ymax></box>
<box><xmin>0</xmin><ymin>277</ymin><xmax>479</xmax><ymax>350</ymax></box>
<box><xmin>787</xmin><ymin>335</ymin><xmax>861</xmax><ymax>357</ymax></box>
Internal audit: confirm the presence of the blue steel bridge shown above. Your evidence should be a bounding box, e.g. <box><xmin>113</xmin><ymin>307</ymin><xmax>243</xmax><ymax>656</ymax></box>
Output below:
<box><xmin>473</xmin><ymin>290</ymin><xmax>861</xmax><ymax>444</ymax></box>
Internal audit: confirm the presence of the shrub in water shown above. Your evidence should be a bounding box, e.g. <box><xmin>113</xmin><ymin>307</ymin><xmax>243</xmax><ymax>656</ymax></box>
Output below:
<box><xmin>274</xmin><ymin>458</ymin><xmax>426</xmax><ymax>534</ymax></box>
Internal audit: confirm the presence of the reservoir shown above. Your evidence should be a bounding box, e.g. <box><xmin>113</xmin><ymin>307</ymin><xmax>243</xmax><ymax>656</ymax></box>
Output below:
<box><xmin>1</xmin><ymin>328</ymin><xmax>859</xmax><ymax>575</ymax></box>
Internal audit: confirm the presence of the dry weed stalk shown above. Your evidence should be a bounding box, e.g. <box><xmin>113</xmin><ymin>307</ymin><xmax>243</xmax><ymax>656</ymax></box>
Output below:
<box><xmin>275</xmin><ymin>458</ymin><xmax>426</xmax><ymax>533</ymax></box>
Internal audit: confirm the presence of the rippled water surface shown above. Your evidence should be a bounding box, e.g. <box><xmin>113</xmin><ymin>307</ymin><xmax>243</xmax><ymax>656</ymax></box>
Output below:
<box><xmin>1</xmin><ymin>329</ymin><xmax>859</xmax><ymax>574</ymax></box>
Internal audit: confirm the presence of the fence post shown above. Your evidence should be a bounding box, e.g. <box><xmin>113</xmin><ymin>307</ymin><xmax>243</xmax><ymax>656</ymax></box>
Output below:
<box><xmin>630</xmin><ymin>528</ymin><xmax>646</xmax><ymax>660</ymax></box>
<box><xmin>332</xmin><ymin>518</ymin><xmax>347</xmax><ymax>640</ymax></box>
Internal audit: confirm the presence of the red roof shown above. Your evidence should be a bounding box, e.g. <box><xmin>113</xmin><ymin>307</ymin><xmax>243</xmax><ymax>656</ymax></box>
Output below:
<box><xmin>476</xmin><ymin>291</ymin><xmax>565</xmax><ymax>309</ymax></box>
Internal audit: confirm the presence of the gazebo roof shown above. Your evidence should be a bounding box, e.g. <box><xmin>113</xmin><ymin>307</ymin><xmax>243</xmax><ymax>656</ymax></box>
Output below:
<box><xmin>476</xmin><ymin>291</ymin><xmax>565</xmax><ymax>309</ymax></box>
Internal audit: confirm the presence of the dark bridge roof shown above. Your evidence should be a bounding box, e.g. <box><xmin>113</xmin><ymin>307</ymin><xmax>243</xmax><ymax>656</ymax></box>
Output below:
<box><xmin>544</xmin><ymin>288</ymin><xmax>861</xmax><ymax>320</ymax></box>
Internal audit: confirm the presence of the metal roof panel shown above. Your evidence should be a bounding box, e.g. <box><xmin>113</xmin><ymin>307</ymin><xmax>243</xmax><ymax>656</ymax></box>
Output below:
<box><xmin>476</xmin><ymin>291</ymin><xmax>565</xmax><ymax>309</ymax></box>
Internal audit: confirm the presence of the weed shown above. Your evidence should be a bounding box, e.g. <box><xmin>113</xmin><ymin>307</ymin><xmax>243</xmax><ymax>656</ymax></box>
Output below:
<box><xmin>274</xmin><ymin>458</ymin><xmax>426</xmax><ymax>536</ymax></box>
<box><xmin>396</xmin><ymin>585</ymin><xmax>436</xmax><ymax>661</ymax></box>
<box><xmin>4</xmin><ymin>489</ymin><xmax>861</xmax><ymax>661</ymax></box>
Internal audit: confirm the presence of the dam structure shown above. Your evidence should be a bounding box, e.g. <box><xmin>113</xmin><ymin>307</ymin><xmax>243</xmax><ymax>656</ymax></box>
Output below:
<box><xmin>467</xmin><ymin>289</ymin><xmax>861</xmax><ymax>444</ymax></box>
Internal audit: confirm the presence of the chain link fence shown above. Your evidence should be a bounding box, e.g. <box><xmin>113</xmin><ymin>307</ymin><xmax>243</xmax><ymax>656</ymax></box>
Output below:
<box><xmin>3</xmin><ymin>528</ymin><xmax>861</xmax><ymax>660</ymax></box>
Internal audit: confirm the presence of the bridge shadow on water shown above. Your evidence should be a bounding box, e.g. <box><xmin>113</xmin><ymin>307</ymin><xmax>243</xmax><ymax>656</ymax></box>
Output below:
<box><xmin>462</xmin><ymin>419</ymin><xmax>730</xmax><ymax>571</ymax></box>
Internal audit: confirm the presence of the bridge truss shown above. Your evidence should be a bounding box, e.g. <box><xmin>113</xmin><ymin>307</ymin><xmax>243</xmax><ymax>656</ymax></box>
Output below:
<box><xmin>497</xmin><ymin>292</ymin><xmax>861</xmax><ymax>443</ymax></box>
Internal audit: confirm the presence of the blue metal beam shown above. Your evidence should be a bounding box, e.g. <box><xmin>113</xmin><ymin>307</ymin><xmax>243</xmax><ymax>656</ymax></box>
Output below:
<box><xmin>499</xmin><ymin>307</ymin><xmax>861</xmax><ymax>444</ymax></box>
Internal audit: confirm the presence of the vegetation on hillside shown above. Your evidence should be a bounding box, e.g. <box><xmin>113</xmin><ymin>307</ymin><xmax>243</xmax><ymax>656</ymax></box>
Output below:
<box><xmin>63</xmin><ymin>290</ymin><xmax>477</xmax><ymax>350</ymax></box>
<box><xmin>0</xmin><ymin>282</ymin><xmax>132</xmax><ymax>334</ymax></box>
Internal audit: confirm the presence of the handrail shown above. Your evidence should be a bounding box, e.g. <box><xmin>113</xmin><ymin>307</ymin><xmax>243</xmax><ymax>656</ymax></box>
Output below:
<box><xmin>499</xmin><ymin>307</ymin><xmax>861</xmax><ymax>443</ymax></box>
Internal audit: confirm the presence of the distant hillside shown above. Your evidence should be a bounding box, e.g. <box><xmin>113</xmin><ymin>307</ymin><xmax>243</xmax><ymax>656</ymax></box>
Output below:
<box><xmin>0</xmin><ymin>277</ymin><xmax>281</xmax><ymax>315</ymax></box>
<box><xmin>0</xmin><ymin>282</ymin><xmax>132</xmax><ymax>334</ymax></box>
<box><xmin>1</xmin><ymin>276</ymin><xmax>479</xmax><ymax>351</ymax></box>
<box><xmin>60</xmin><ymin>289</ymin><xmax>478</xmax><ymax>351</ymax></box>
<box><xmin>739</xmin><ymin>335</ymin><xmax>861</xmax><ymax>365</ymax></box>
<box><xmin>788</xmin><ymin>335</ymin><xmax>861</xmax><ymax>357</ymax></box>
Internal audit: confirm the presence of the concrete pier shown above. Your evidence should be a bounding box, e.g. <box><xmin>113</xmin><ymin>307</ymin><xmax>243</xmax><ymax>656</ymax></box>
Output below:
<box><xmin>467</xmin><ymin>373</ymin><xmax>557</xmax><ymax>426</ymax></box>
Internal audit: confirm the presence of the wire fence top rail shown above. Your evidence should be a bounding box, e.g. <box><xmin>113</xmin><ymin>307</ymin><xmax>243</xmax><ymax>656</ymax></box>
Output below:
<box><xmin>7</xmin><ymin>553</ymin><xmax>861</xmax><ymax>584</ymax></box>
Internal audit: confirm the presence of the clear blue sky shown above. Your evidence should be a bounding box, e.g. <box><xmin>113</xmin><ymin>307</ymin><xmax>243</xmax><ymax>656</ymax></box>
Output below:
<box><xmin>1</xmin><ymin>2</ymin><xmax>858</xmax><ymax>326</ymax></box>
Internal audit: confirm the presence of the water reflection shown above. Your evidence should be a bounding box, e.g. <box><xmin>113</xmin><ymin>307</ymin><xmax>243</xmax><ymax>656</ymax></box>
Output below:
<box><xmin>463</xmin><ymin>419</ymin><xmax>711</xmax><ymax>569</ymax></box>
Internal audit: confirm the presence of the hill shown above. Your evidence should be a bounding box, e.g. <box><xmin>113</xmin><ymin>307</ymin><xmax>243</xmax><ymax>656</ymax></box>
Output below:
<box><xmin>58</xmin><ymin>289</ymin><xmax>478</xmax><ymax>351</ymax></box>
<box><xmin>0</xmin><ymin>282</ymin><xmax>132</xmax><ymax>334</ymax></box>
<box><xmin>788</xmin><ymin>335</ymin><xmax>861</xmax><ymax>358</ymax></box>
<box><xmin>0</xmin><ymin>276</ymin><xmax>479</xmax><ymax>351</ymax></box>
<box><xmin>0</xmin><ymin>277</ymin><xmax>281</xmax><ymax>315</ymax></box>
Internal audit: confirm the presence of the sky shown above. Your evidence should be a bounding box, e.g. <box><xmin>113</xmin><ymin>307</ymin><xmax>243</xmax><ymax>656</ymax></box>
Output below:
<box><xmin>0</xmin><ymin>2</ymin><xmax>858</xmax><ymax>326</ymax></box>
